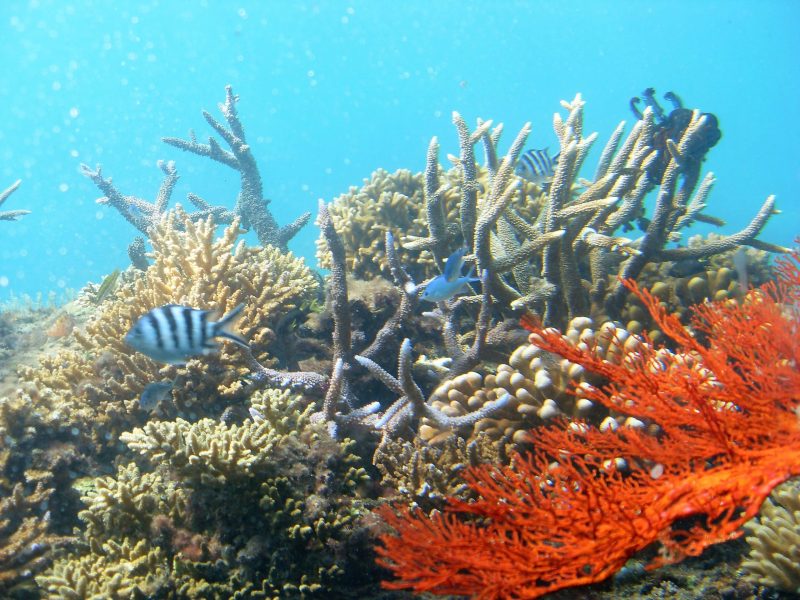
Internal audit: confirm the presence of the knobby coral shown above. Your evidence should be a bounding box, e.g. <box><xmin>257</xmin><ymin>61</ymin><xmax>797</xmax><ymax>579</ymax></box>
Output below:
<box><xmin>375</xmin><ymin>249</ymin><xmax>800</xmax><ymax>599</ymax></box>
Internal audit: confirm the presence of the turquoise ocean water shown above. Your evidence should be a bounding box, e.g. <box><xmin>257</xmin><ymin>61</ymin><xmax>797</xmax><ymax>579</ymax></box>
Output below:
<box><xmin>1</xmin><ymin>0</ymin><xmax>798</xmax><ymax>302</ymax></box>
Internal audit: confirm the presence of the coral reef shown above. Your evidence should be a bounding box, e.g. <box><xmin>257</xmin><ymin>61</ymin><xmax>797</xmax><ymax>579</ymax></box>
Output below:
<box><xmin>82</xmin><ymin>86</ymin><xmax>310</xmax><ymax>256</ymax></box>
<box><xmin>418</xmin><ymin>317</ymin><xmax>638</xmax><ymax>448</ymax></box>
<box><xmin>0</xmin><ymin>88</ymin><xmax>791</xmax><ymax>599</ymax></box>
<box><xmin>39</xmin><ymin>390</ymin><xmax>378</xmax><ymax>598</ymax></box>
<box><xmin>376</xmin><ymin>249</ymin><xmax>800</xmax><ymax>599</ymax></box>
<box><xmin>0</xmin><ymin>180</ymin><xmax>29</xmax><ymax>221</ymax></box>
<box><xmin>11</xmin><ymin>207</ymin><xmax>317</xmax><ymax>461</ymax></box>
<box><xmin>163</xmin><ymin>85</ymin><xmax>311</xmax><ymax>250</ymax></box>
<box><xmin>0</xmin><ymin>483</ymin><xmax>62</xmax><ymax>591</ymax></box>
<box><xmin>741</xmin><ymin>479</ymin><xmax>800</xmax><ymax>594</ymax></box>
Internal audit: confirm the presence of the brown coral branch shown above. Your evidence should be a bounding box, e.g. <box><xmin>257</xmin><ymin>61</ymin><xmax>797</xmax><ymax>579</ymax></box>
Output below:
<box><xmin>163</xmin><ymin>85</ymin><xmax>310</xmax><ymax>249</ymax></box>
<box><xmin>0</xmin><ymin>180</ymin><xmax>28</xmax><ymax>221</ymax></box>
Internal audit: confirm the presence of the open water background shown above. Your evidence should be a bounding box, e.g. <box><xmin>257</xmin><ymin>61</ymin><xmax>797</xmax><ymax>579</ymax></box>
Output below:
<box><xmin>1</xmin><ymin>0</ymin><xmax>797</xmax><ymax>302</ymax></box>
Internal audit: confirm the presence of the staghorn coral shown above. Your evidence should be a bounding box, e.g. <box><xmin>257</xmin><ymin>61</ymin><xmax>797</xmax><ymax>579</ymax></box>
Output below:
<box><xmin>741</xmin><ymin>479</ymin><xmax>800</xmax><ymax>594</ymax></box>
<box><xmin>83</xmin><ymin>86</ymin><xmax>311</xmax><ymax>253</ymax></box>
<box><xmin>348</xmin><ymin>97</ymin><xmax>782</xmax><ymax>331</ymax></box>
<box><xmin>316</xmin><ymin>165</ymin><xmax>543</xmax><ymax>283</ymax></box>
<box><xmin>43</xmin><ymin>389</ymin><xmax>380</xmax><ymax>598</ymax></box>
<box><xmin>0</xmin><ymin>180</ymin><xmax>29</xmax><ymax>221</ymax></box>
<box><xmin>164</xmin><ymin>85</ymin><xmax>311</xmax><ymax>250</ymax></box>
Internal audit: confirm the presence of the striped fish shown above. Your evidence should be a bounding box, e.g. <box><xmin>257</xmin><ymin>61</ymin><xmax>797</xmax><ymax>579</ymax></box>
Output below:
<box><xmin>124</xmin><ymin>303</ymin><xmax>248</xmax><ymax>364</ymax></box>
<box><xmin>515</xmin><ymin>148</ymin><xmax>559</xmax><ymax>187</ymax></box>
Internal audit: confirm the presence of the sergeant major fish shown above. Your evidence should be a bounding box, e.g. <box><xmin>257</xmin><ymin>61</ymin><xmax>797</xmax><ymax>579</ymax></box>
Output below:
<box><xmin>124</xmin><ymin>303</ymin><xmax>248</xmax><ymax>365</ymax></box>
<box><xmin>515</xmin><ymin>148</ymin><xmax>559</xmax><ymax>187</ymax></box>
<box><xmin>421</xmin><ymin>248</ymin><xmax>480</xmax><ymax>303</ymax></box>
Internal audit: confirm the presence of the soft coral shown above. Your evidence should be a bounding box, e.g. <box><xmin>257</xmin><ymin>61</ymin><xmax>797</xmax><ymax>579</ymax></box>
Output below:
<box><xmin>376</xmin><ymin>250</ymin><xmax>800</xmax><ymax>600</ymax></box>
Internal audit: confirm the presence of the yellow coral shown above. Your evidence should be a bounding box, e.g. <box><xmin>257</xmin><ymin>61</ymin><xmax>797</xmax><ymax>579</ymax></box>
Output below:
<box><xmin>1</xmin><ymin>483</ymin><xmax>63</xmax><ymax>589</ymax></box>
<box><xmin>741</xmin><ymin>479</ymin><xmax>800</xmax><ymax>593</ymax></box>
<box><xmin>11</xmin><ymin>208</ymin><xmax>317</xmax><ymax>456</ymax></box>
<box><xmin>37</xmin><ymin>538</ymin><xmax>169</xmax><ymax>600</ymax></box>
<box><xmin>419</xmin><ymin>318</ymin><xmax>641</xmax><ymax>447</ymax></box>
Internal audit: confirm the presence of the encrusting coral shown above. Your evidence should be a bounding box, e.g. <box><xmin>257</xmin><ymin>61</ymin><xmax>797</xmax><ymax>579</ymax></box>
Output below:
<box><xmin>38</xmin><ymin>389</ymin><xmax>377</xmax><ymax>599</ymax></box>
<box><xmin>741</xmin><ymin>479</ymin><xmax>800</xmax><ymax>594</ymax></box>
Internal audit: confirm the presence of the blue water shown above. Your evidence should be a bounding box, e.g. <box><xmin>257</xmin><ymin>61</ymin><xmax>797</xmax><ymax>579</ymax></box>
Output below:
<box><xmin>1</xmin><ymin>0</ymin><xmax>798</xmax><ymax>301</ymax></box>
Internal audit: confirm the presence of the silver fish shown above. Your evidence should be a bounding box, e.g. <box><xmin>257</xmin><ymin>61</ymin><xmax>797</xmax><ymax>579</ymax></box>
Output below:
<box><xmin>125</xmin><ymin>303</ymin><xmax>248</xmax><ymax>365</ymax></box>
<box><xmin>139</xmin><ymin>381</ymin><xmax>173</xmax><ymax>411</ymax></box>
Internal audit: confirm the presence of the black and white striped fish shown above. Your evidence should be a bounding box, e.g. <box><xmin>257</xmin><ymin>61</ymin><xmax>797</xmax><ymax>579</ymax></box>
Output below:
<box><xmin>124</xmin><ymin>304</ymin><xmax>248</xmax><ymax>364</ymax></box>
<box><xmin>515</xmin><ymin>148</ymin><xmax>559</xmax><ymax>187</ymax></box>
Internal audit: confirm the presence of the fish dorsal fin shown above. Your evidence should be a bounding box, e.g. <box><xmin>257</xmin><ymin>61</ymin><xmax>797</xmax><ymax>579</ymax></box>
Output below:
<box><xmin>442</xmin><ymin>248</ymin><xmax>467</xmax><ymax>281</ymax></box>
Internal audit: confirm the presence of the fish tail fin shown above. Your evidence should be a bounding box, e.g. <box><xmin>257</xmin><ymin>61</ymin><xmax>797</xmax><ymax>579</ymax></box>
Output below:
<box><xmin>213</xmin><ymin>303</ymin><xmax>249</xmax><ymax>348</ymax></box>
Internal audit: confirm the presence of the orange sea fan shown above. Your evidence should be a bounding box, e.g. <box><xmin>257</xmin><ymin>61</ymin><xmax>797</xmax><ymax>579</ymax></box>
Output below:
<box><xmin>375</xmin><ymin>250</ymin><xmax>800</xmax><ymax>599</ymax></box>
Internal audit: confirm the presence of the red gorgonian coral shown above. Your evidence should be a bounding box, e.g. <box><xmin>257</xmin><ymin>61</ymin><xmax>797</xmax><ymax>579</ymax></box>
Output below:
<box><xmin>375</xmin><ymin>249</ymin><xmax>800</xmax><ymax>599</ymax></box>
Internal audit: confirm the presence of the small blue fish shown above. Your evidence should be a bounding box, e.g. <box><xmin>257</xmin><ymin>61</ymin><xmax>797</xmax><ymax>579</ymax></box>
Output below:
<box><xmin>421</xmin><ymin>248</ymin><xmax>480</xmax><ymax>302</ymax></box>
<box><xmin>139</xmin><ymin>381</ymin><xmax>173</xmax><ymax>411</ymax></box>
<box><xmin>125</xmin><ymin>303</ymin><xmax>248</xmax><ymax>365</ymax></box>
<box><xmin>516</xmin><ymin>148</ymin><xmax>559</xmax><ymax>186</ymax></box>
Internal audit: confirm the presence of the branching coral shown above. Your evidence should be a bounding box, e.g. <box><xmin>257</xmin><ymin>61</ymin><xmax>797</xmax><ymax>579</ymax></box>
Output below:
<box><xmin>373</xmin><ymin>433</ymin><xmax>504</xmax><ymax>512</ymax></box>
<box><xmin>1</xmin><ymin>483</ymin><xmax>65</xmax><ymax>592</ymax></box>
<box><xmin>316</xmin><ymin>164</ymin><xmax>543</xmax><ymax>283</ymax></box>
<box><xmin>376</xmin><ymin>249</ymin><xmax>800</xmax><ymax>599</ymax></box>
<box><xmin>163</xmin><ymin>85</ymin><xmax>311</xmax><ymax>250</ymax></box>
<box><xmin>0</xmin><ymin>180</ymin><xmax>29</xmax><ymax>221</ymax></box>
<box><xmin>41</xmin><ymin>390</ymin><xmax>379</xmax><ymax>598</ymax></box>
<box><xmin>38</xmin><ymin>538</ymin><xmax>170</xmax><ymax>599</ymax></box>
<box><xmin>324</xmin><ymin>96</ymin><xmax>782</xmax><ymax>334</ymax></box>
